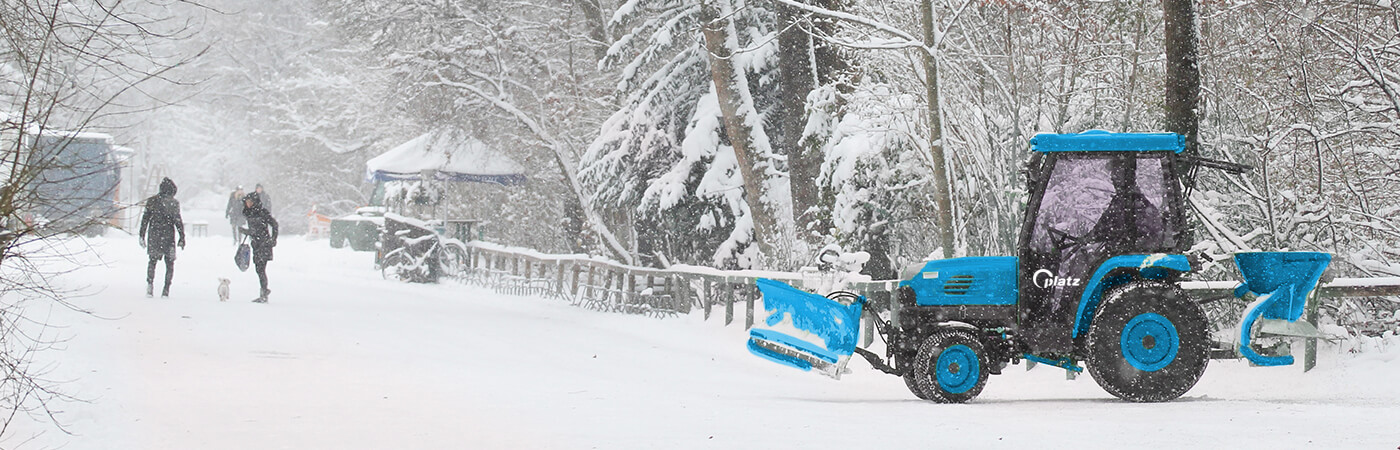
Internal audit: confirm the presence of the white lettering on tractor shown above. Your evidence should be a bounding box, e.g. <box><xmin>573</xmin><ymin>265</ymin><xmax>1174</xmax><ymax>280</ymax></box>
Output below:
<box><xmin>1033</xmin><ymin>269</ymin><xmax>1082</xmax><ymax>289</ymax></box>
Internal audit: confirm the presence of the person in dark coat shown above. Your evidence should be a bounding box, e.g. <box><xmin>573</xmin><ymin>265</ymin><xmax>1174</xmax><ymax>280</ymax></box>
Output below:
<box><xmin>254</xmin><ymin>183</ymin><xmax>272</xmax><ymax>214</ymax></box>
<box><xmin>139</xmin><ymin>178</ymin><xmax>186</xmax><ymax>297</ymax></box>
<box><xmin>226</xmin><ymin>186</ymin><xmax>246</xmax><ymax>245</ymax></box>
<box><xmin>240</xmin><ymin>192</ymin><xmax>278</xmax><ymax>303</ymax></box>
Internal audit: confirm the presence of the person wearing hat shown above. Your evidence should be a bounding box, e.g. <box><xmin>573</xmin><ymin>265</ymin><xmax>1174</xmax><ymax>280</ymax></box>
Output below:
<box><xmin>226</xmin><ymin>186</ymin><xmax>246</xmax><ymax>245</ymax></box>
<box><xmin>254</xmin><ymin>183</ymin><xmax>272</xmax><ymax>214</ymax></box>
<box><xmin>240</xmin><ymin>192</ymin><xmax>278</xmax><ymax>303</ymax></box>
<box><xmin>139</xmin><ymin>177</ymin><xmax>186</xmax><ymax>297</ymax></box>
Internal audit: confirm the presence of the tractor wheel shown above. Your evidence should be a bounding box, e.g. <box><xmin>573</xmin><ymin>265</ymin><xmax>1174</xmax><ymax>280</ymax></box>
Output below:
<box><xmin>902</xmin><ymin>370</ymin><xmax>931</xmax><ymax>400</ymax></box>
<box><xmin>1086</xmin><ymin>281</ymin><xmax>1209</xmax><ymax>402</ymax></box>
<box><xmin>909</xmin><ymin>330</ymin><xmax>989</xmax><ymax>403</ymax></box>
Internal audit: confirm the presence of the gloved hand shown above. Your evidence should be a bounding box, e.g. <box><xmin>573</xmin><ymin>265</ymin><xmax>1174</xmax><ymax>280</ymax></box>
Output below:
<box><xmin>138</xmin><ymin>237</ymin><xmax>146</xmax><ymax>248</ymax></box>
<box><xmin>179</xmin><ymin>236</ymin><xmax>186</xmax><ymax>249</ymax></box>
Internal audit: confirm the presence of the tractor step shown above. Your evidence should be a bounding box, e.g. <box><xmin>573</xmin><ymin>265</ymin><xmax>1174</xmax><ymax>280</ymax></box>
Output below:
<box><xmin>1023</xmin><ymin>353</ymin><xmax>1083</xmax><ymax>380</ymax></box>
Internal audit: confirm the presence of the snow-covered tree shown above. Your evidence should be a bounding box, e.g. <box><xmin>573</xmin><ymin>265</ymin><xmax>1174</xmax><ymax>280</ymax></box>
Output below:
<box><xmin>583</xmin><ymin>0</ymin><xmax>791</xmax><ymax>269</ymax></box>
<box><xmin>1</xmin><ymin>0</ymin><xmax>200</xmax><ymax>436</ymax></box>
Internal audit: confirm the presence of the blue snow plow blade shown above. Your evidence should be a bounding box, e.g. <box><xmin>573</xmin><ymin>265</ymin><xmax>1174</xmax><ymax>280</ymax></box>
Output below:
<box><xmin>747</xmin><ymin>278</ymin><xmax>865</xmax><ymax>377</ymax></box>
<box><xmin>1233</xmin><ymin>251</ymin><xmax>1331</xmax><ymax>366</ymax></box>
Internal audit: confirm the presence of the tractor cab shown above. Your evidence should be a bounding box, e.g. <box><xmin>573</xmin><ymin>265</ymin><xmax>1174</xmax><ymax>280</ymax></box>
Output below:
<box><xmin>1017</xmin><ymin>131</ymin><xmax>1189</xmax><ymax>353</ymax></box>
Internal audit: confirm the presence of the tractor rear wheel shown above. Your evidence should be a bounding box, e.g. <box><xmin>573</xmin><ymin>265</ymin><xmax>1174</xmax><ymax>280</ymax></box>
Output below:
<box><xmin>909</xmin><ymin>330</ymin><xmax>989</xmax><ymax>403</ymax></box>
<box><xmin>1086</xmin><ymin>281</ymin><xmax>1209</xmax><ymax>402</ymax></box>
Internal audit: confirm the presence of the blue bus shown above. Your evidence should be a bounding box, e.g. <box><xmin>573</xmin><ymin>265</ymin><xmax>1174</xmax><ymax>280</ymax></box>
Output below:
<box><xmin>6</xmin><ymin>129</ymin><xmax>121</xmax><ymax>236</ymax></box>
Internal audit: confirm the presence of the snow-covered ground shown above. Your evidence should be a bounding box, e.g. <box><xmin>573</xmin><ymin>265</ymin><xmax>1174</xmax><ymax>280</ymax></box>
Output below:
<box><xmin>6</xmin><ymin>233</ymin><xmax>1400</xmax><ymax>449</ymax></box>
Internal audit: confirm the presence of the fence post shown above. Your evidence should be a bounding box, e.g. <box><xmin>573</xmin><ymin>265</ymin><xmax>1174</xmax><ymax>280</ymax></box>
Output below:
<box><xmin>666</xmin><ymin>275</ymin><xmax>680</xmax><ymax>313</ymax></box>
<box><xmin>556</xmin><ymin>260</ymin><xmax>565</xmax><ymax>297</ymax></box>
<box><xmin>745</xmin><ymin>280</ymin><xmax>755</xmax><ymax>329</ymax></box>
<box><xmin>1305</xmin><ymin>290</ymin><xmax>1321</xmax><ymax>372</ymax></box>
<box><xmin>725</xmin><ymin>280</ymin><xmax>734</xmax><ymax>326</ymax></box>
<box><xmin>703</xmin><ymin>279</ymin><xmax>713</xmax><ymax>320</ymax></box>
<box><xmin>571</xmin><ymin>263</ymin><xmax>581</xmax><ymax>296</ymax></box>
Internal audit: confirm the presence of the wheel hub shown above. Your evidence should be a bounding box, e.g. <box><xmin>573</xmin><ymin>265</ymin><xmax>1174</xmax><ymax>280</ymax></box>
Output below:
<box><xmin>936</xmin><ymin>345</ymin><xmax>979</xmax><ymax>394</ymax></box>
<box><xmin>1120</xmin><ymin>312</ymin><xmax>1179</xmax><ymax>372</ymax></box>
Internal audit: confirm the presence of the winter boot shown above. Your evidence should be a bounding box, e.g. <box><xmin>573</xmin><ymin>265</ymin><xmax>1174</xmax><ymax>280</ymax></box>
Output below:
<box><xmin>253</xmin><ymin>289</ymin><xmax>270</xmax><ymax>303</ymax></box>
<box><xmin>146</xmin><ymin>284</ymin><xmax>153</xmax><ymax>298</ymax></box>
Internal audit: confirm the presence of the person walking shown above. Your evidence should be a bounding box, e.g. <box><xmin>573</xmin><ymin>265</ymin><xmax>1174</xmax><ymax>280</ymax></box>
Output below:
<box><xmin>240</xmin><ymin>192</ymin><xmax>279</xmax><ymax>303</ymax></box>
<box><xmin>254</xmin><ymin>183</ymin><xmax>272</xmax><ymax>213</ymax></box>
<box><xmin>139</xmin><ymin>178</ymin><xmax>186</xmax><ymax>298</ymax></box>
<box><xmin>226</xmin><ymin>186</ymin><xmax>246</xmax><ymax>245</ymax></box>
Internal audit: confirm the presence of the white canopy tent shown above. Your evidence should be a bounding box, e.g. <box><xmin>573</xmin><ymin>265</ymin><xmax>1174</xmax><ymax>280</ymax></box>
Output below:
<box><xmin>365</xmin><ymin>130</ymin><xmax>526</xmax><ymax>186</ymax></box>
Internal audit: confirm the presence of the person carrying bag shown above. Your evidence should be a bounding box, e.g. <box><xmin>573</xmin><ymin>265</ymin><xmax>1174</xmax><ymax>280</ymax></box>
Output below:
<box><xmin>239</xmin><ymin>193</ymin><xmax>278</xmax><ymax>303</ymax></box>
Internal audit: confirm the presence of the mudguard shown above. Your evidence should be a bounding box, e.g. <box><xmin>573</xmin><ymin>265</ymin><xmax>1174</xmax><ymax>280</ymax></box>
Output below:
<box><xmin>1072</xmin><ymin>254</ymin><xmax>1192</xmax><ymax>339</ymax></box>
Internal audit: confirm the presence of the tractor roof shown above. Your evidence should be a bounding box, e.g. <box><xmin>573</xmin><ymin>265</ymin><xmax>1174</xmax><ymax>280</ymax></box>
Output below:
<box><xmin>1030</xmin><ymin>130</ymin><xmax>1184</xmax><ymax>154</ymax></box>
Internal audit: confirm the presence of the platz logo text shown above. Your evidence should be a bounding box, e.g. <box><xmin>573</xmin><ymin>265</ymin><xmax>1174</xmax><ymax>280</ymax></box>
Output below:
<box><xmin>1033</xmin><ymin>269</ymin><xmax>1082</xmax><ymax>289</ymax></box>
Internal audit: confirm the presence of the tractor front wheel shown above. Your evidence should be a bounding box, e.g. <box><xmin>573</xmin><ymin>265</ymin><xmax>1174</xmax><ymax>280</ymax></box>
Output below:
<box><xmin>1086</xmin><ymin>281</ymin><xmax>1209</xmax><ymax>402</ymax></box>
<box><xmin>909</xmin><ymin>330</ymin><xmax>989</xmax><ymax>403</ymax></box>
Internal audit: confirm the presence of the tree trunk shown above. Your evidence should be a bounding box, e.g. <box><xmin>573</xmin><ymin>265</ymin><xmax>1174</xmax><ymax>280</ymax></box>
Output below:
<box><xmin>1164</xmin><ymin>0</ymin><xmax>1201</xmax><ymax>253</ymax></box>
<box><xmin>576</xmin><ymin>0</ymin><xmax>610</xmax><ymax>60</ymax></box>
<box><xmin>921</xmin><ymin>0</ymin><xmax>956</xmax><ymax>259</ymax></box>
<box><xmin>777</xmin><ymin>1</ymin><xmax>820</xmax><ymax>243</ymax></box>
<box><xmin>700</xmin><ymin>0</ymin><xmax>785</xmax><ymax>265</ymax></box>
<box><xmin>1164</xmin><ymin>0</ymin><xmax>1201</xmax><ymax>159</ymax></box>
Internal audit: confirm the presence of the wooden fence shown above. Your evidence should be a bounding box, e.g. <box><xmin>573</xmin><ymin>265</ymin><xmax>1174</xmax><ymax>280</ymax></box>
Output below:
<box><xmin>459</xmin><ymin>242</ymin><xmax>895</xmax><ymax>342</ymax></box>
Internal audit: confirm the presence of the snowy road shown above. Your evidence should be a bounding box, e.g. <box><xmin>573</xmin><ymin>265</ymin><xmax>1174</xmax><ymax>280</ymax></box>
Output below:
<box><xmin>8</xmin><ymin>235</ymin><xmax>1400</xmax><ymax>449</ymax></box>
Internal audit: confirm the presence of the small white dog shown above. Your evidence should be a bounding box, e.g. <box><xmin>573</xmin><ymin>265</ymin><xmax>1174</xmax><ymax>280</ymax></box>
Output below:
<box><xmin>217</xmin><ymin>278</ymin><xmax>231</xmax><ymax>302</ymax></box>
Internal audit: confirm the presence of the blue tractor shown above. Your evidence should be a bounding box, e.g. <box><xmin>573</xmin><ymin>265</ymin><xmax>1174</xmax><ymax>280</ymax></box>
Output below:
<box><xmin>748</xmin><ymin>130</ymin><xmax>1332</xmax><ymax>403</ymax></box>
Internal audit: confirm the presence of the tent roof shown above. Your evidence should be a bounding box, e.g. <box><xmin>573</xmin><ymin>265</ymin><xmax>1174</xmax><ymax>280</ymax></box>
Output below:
<box><xmin>365</xmin><ymin>130</ymin><xmax>526</xmax><ymax>185</ymax></box>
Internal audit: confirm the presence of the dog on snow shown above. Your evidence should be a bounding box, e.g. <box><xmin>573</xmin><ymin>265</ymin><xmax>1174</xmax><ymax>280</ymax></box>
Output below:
<box><xmin>217</xmin><ymin>278</ymin><xmax>230</xmax><ymax>302</ymax></box>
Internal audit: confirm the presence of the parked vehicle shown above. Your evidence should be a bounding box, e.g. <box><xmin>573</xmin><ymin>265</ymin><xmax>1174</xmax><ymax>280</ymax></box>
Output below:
<box><xmin>329</xmin><ymin>206</ymin><xmax>385</xmax><ymax>251</ymax></box>
<box><xmin>1</xmin><ymin>126</ymin><xmax>120</xmax><ymax>236</ymax></box>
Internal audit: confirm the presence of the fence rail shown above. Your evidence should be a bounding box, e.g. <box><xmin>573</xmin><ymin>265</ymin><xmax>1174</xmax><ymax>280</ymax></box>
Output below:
<box><xmin>457</xmin><ymin>242</ymin><xmax>894</xmax><ymax>339</ymax></box>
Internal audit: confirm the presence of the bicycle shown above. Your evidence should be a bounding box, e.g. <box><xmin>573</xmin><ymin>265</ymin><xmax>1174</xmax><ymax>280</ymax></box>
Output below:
<box><xmin>380</xmin><ymin>228</ymin><xmax>470</xmax><ymax>283</ymax></box>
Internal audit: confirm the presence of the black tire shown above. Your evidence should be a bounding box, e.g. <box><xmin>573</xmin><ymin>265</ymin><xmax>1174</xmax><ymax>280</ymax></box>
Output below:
<box><xmin>909</xmin><ymin>330</ymin><xmax>989</xmax><ymax>403</ymax></box>
<box><xmin>1086</xmin><ymin>281</ymin><xmax>1209</xmax><ymax>402</ymax></box>
<box><xmin>438</xmin><ymin>243</ymin><xmax>468</xmax><ymax>279</ymax></box>
<box><xmin>902</xmin><ymin>369</ymin><xmax>931</xmax><ymax>400</ymax></box>
<box><xmin>381</xmin><ymin>249</ymin><xmax>414</xmax><ymax>282</ymax></box>
<box><xmin>330</xmin><ymin>234</ymin><xmax>346</xmax><ymax>248</ymax></box>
